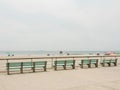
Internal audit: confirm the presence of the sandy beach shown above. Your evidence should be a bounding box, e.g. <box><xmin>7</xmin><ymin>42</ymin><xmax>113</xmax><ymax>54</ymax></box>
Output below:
<box><xmin>0</xmin><ymin>63</ymin><xmax>120</xmax><ymax>90</ymax></box>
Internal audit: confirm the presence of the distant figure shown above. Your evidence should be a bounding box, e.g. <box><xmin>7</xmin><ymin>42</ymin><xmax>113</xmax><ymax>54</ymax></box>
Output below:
<box><xmin>12</xmin><ymin>54</ymin><xmax>14</xmax><ymax>56</ymax></box>
<box><xmin>47</xmin><ymin>54</ymin><xmax>50</xmax><ymax>56</ymax></box>
<box><xmin>59</xmin><ymin>51</ymin><xmax>63</xmax><ymax>54</ymax></box>
<box><xmin>8</xmin><ymin>54</ymin><xmax>10</xmax><ymax>56</ymax></box>
<box><xmin>97</xmin><ymin>53</ymin><xmax>100</xmax><ymax>55</ymax></box>
<box><xmin>67</xmin><ymin>53</ymin><xmax>70</xmax><ymax>55</ymax></box>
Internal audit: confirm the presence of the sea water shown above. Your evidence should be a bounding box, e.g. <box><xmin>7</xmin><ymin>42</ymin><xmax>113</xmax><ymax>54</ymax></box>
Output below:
<box><xmin>0</xmin><ymin>51</ymin><xmax>119</xmax><ymax>56</ymax></box>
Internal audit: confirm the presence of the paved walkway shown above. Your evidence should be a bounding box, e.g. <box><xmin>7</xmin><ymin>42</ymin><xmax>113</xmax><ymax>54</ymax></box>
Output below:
<box><xmin>0</xmin><ymin>66</ymin><xmax>120</xmax><ymax>90</ymax></box>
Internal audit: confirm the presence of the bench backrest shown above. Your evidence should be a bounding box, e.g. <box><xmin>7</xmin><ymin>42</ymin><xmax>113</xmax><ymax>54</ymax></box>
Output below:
<box><xmin>66</xmin><ymin>60</ymin><xmax>74</xmax><ymax>63</ymax></box>
<box><xmin>7</xmin><ymin>62</ymin><xmax>21</xmax><ymax>67</ymax></box>
<box><xmin>66</xmin><ymin>60</ymin><xmax>75</xmax><ymax>65</ymax></box>
<box><xmin>111</xmin><ymin>59</ymin><xmax>117</xmax><ymax>63</ymax></box>
<box><xmin>90</xmin><ymin>59</ymin><xmax>98</xmax><ymax>64</ymax></box>
<box><xmin>103</xmin><ymin>60</ymin><xmax>111</xmax><ymax>63</ymax></box>
<box><xmin>54</xmin><ymin>60</ymin><xmax>65</xmax><ymax>65</ymax></box>
<box><xmin>23</xmin><ymin>62</ymin><xmax>33</xmax><ymax>66</ymax></box>
<box><xmin>81</xmin><ymin>60</ymin><xmax>90</xmax><ymax>64</ymax></box>
<box><xmin>34</xmin><ymin>61</ymin><xmax>47</xmax><ymax>66</ymax></box>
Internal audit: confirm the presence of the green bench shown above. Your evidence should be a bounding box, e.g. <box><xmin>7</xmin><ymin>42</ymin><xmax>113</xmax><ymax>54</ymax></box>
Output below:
<box><xmin>80</xmin><ymin>59</ymin><xmax>90</xmax><ymax>68</ymax></box>
<box><xmin>90</xmin><ymin>59</ymin><xmax>99</xmax><ymax>67</ymax></box>
<box><xmin>6</xmin><ymin>61</ymin><xmax>47</xmax><ymax>75</ymax></box>
<box><xmin>66</xmin><ymin>60</ymin><xmax>75</xmax><ymax>69</ymax></box>
<box><xmin>22</xmin><ymin>62</ymin><xmax>34</xmax><ymax>72</ymax></box>
<box><xmin>101</xmin><ymin>59</ymin><xmax>117</xmax><ymax>67</ymax></box>
<box><xmin>54</xmin><ymin>60</ymin><xmax>75</xmax><ymax>70</ymax></box>
<box><xmin>34</xmin><ymin>61</ymin><xmax>47</xmax><ymax>72</ymax></box>
<box><xmin>54</xmin><ymin>60</ymin><xmax>66</xmax><ymax>70</ymax></box>
<box><xmin>80</xmin><ymin>59</ymin><xmax>98</xmax><ymax>68</ymax></box>
<box><xmin>111</xmin><ymin>59</ymin><xmax>117</xmax><ymax>66</ymax></box>
<box><xmin>6</xmin><ymin>62</ymin><xmax>22</xmax><ymax>75</ymax></box>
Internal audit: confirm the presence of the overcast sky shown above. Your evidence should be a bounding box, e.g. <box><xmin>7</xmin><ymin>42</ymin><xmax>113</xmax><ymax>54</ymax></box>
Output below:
<box><xmin>0</xmin><ymin>0</ymin><xmax>120</xmax><ymax>51</ymax></box>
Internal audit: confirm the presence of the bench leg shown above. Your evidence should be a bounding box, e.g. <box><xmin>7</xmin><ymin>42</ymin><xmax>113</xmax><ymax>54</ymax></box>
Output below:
<box><xmin>72</xmin><ymin>65</ymin><xmax>75</xmax><ymax>69</ymax></box>
<box><xmin>108</xmin><ymin>63</ymin><xmax>110</xmax><ymax>67</ymax></box>
<box><xmin>101</xmin><ymin>63</ymin><xmax>103</xmax><ymax>67</ymax></box>
<box><xmin>20</xmin><ymin>68</ymin><xmax>23</xmax><ymax>73</ymax></box>
<box><xmin>81</xmin><ymin>64</ymin><xmax>83</xmax><ymax>68</ymax></box>
<box><xmin>63</xmin><ymin>65</ymin><xmax>66</xmax><ymax>70</ymax></box>
<box><xmin>33</xmin><ymin>62</ymin><xmax>35</xmax><ymax>72</ymax></box>
<box><xmin>95</xmin><ymin>64</ymin><xmax>98</xmax><ymax>67</ymax></box>
<box><xmin>7</xmin><ymin>63</ymin><xmax>10</xmax><ymax>75</ymax></box>
<box><xmin>21</xmin><ymin>62</ymin><xmax>23</xmax><ymax>73</ymax></box>
<box><xmin>103</xmin><ymin>63</ymin><xmax>105</xmax><ymax>67</ymax></box>
<box><xmin>54</xmin><ymin>65</ymin><xmax>57</xmax><ymax>70</ymax></box>
<box><xmin>64</xmin><ymin>61</ymin><xmax>66</xmax><ymax>70</ymax></box>
<box><xmin>7</xmin><ymin>68</ymin><xmax>10</xmax><ymax>75</ymax></box>
<box><xmin>89</xmin><ymin>64</ymin><xmax>92</xmax><ymax>68</ymax></box>
<box><xmin>33</xmin><ymin>67</ymin><xmax>35</xmax><ymax>72</ymax></box>
<box><xmin>88</xmin><ymin>64</ymin><xmax>90</xmax><ymax>68</ymax></box>
<box><xmin>54</xmin><ymin>61</ymin><xmax>57</xmax><ymax>70</ymax></box>
<box><xmin>44</xmin><ymin>66</ymin><xmax>46</xmax><ymax>71</ymax></box>
<box><xmin>44</xmin><ymin>61</ymin><xmax>47</xmax><ymax>71</ymax></box>
<box><xmin>114</xmin><ymin>62</ymin><xmax>117</xmax><ymax>66</ymax></box>
<box><xmin>72</xmin><ymin>60</ymin><xmax>75</xmax><ymax>69</ymax></box>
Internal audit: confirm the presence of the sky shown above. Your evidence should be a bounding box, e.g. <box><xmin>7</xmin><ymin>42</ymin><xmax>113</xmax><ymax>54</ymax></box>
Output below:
<box><xmin>0</xmin><ymin>0</ymin><xmax>120</xmax><ymax>51</ymax></box>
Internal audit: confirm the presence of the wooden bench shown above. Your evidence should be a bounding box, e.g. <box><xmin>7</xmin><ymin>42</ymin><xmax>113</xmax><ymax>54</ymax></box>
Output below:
<box><xmin>54</xmin><ymin>60</ymin><xmax>75</xmax><ymax>70</ymax></box>
<box><xmin>80</xmin><ymin>59</ymin><xmax>98</xmax><ymax>68</ymax></box>
<box><xmin>80</xmin><ymin>59</ymin><xmax>90</xmax><ymax>68</ymax></box>
<box><xmin>101</xmin><ymin>59</ymin><xmax>117</xmax><ymax>67</ymax></box>
<box><xmin>6</xmin><ymin>62</ymin><xmax>22</xmax><ymax>75</ymax></box>
<box><xmin>110</xmin><ymin>59</ymin><xmax>117</xmax><ymax>66</ymax></box>
<box><xmin>6</xmin><ymin>61</ymin><xmax>47</xmax><ymax>75</ymax></box>
<box><xmin>66</xmin><ymin>60</ymin><xmax>75</xmax><ymax>69</ymax></box>
<box><xmin>90</xmin><ymin>59</ymin><xmax>98</xmax><ymax>68</ymax></box>
<box><xmin>22</xmin><ymin>62</ymin><xmax>34</xmax><ymax>72</ymax></box>
<box><xmin>34</xmin><ymin>61</ymin><xmax>47</xmax><ymax>72</ymax></box>
<box><xmin>54</xmin><ymin>60</ymin><xmax>65</xmax><ymax>70</ymax></box>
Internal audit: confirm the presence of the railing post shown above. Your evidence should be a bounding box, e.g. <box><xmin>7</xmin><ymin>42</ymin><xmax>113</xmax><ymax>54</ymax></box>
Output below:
<box><xmin>51</xmin><ymin>58</ymin><xmax>53</xmax><ymax>68</ymax></box>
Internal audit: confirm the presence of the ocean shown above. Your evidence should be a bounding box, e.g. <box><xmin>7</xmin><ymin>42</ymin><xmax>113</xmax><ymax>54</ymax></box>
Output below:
<box><xmin>0</xmin><ymin>51</ymin><xmax>119</xmax><ymax>56</ymax></box>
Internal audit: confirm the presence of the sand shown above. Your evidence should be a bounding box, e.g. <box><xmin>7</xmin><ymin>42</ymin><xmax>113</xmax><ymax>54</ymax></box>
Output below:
<box><xmin>0</xmin><ymin>55</ymin><xmax>120</xmax><ymax>90</ymax></box>
<box><xmin>0</xmin><ymin>65</ymin><xmax>120</xmax><ymax>90</ymax></box>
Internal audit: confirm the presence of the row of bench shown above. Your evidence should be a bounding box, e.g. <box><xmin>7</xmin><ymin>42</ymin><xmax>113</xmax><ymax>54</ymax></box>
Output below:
<box><xmin>6</xmin><ymin>59</ymin><xmax>117</xmax><ymax>75</ymax></box>
<box><xmin>80</xmin><ymin>59</ymin><xmax>117</xmax><ymax>68</ymax></box>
